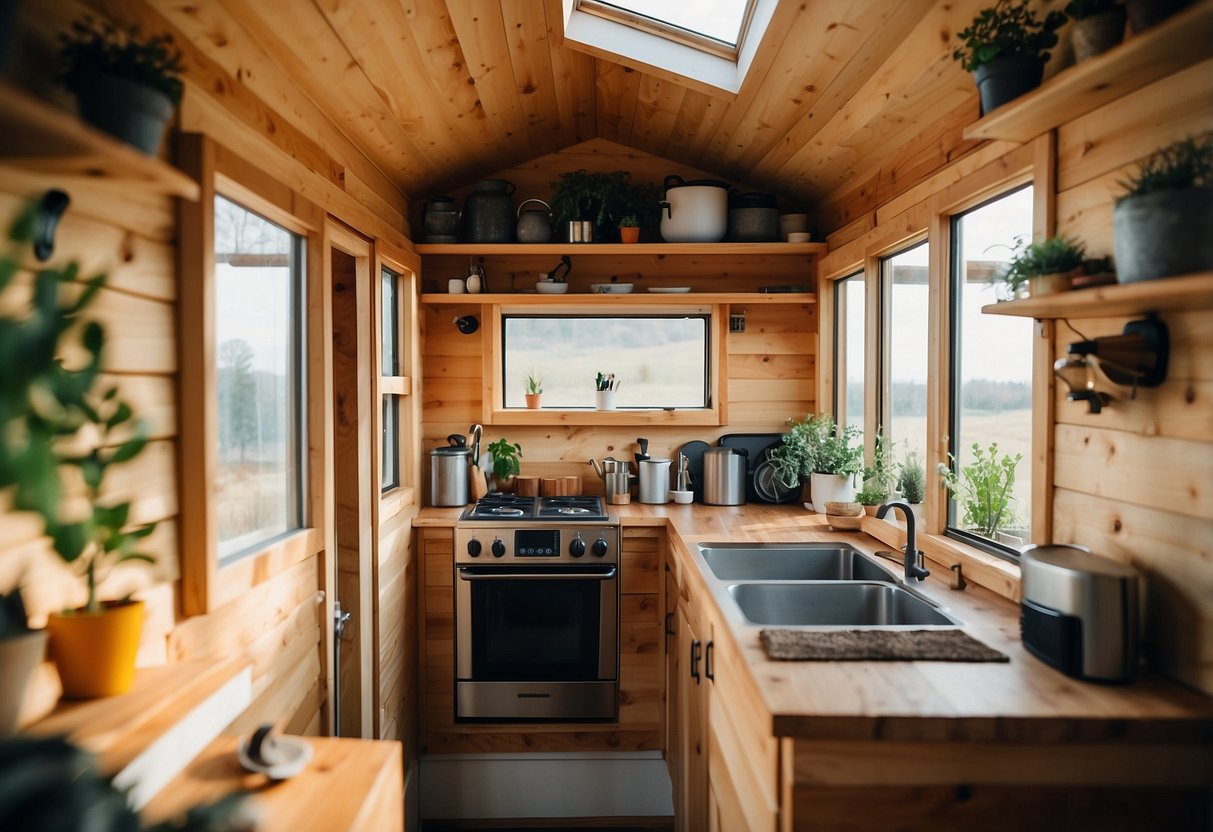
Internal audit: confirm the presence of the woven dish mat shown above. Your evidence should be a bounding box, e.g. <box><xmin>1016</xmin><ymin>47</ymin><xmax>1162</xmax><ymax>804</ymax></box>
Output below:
<box><xmin>760</xmin><ymin>629</ymin><xmax>1009</xmax><ymax>662</ymax></box>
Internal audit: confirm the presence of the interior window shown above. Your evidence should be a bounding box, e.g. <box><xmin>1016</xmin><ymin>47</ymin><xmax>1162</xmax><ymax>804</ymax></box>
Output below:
<box><xmin>948</xmin><ymin>186</ymin><xmax>1034</xmax><ymax>552</ymax></box>
<box><xmin>213</xmin><ymin>195</ymin><xmax>306</xmax><ymax>562</ymax></box>
<box><xmin>587</xmin><ymin>0</ymin><xmax>754</xmax><ymax>50</ymax></box>
<box><xmin>833</xmin><ymin>271</ymin><xmax>865</xmax><ymax>445</ymax></box>
<box><xmin>881</xmin><ymin>242</ymin><xmax>930</xmax><ymax>464</ymax></box>
<box><xmin>381</xmin><ymin>266</ymin><xmax>402</xmax><ymax>492</ymax></box>
<box><xmin>501</xmin><ymin>315</ymin><xmax>709</xmax><ymax>409</ymax></box>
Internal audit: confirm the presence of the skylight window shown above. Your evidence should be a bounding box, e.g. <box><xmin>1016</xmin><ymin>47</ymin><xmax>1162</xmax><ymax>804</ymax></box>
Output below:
<box><xmin>562</xmin><ymin>0</ymin><xmax>775</xmax><ymax>97</ymax></box>
<box><xmin>583</xmin><ymin>0</ymin><xmax>754</xmax><ymax>56</ymax></box>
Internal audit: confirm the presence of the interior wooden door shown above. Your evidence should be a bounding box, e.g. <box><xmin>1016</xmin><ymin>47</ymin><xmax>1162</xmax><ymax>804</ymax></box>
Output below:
<box><xmin>328</xmin><ymin>222</ymin><xmax>375</xmax><ymax>738</ymax></box>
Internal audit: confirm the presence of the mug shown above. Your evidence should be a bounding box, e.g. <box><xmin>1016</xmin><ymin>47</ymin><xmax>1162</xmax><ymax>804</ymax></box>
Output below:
<box><xmin>448</xmin><ymin>277</ymin><xmax>466</xmax><ymax>294</ymax></box>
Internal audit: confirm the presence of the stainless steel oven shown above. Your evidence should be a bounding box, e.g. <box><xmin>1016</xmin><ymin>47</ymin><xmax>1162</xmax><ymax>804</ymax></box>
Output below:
<box><xmin>454</xmin><ymin>495</ymin><xmax>620</xmax><ymax>721</ymax></box>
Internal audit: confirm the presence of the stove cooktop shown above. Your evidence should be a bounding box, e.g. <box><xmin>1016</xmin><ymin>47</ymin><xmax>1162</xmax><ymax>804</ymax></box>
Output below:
<box><xmin>459</xmin><ymin>494</ymin><xmax>609</xmax><ymax>522</ymax></box>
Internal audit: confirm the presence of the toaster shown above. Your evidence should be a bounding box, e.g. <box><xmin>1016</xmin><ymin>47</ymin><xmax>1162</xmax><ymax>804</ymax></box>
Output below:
<box><xmin>1020</xmin><ymin>544</ymin><xmax>1139</xmax><ymax>683</ymax></box>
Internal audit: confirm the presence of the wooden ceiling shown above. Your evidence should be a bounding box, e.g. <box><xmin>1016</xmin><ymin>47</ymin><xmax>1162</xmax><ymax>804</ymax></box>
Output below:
<box><xmin>143</xmin><ymin>0</ymin><xmax>1005</xmax><ymax>222</ymax></box>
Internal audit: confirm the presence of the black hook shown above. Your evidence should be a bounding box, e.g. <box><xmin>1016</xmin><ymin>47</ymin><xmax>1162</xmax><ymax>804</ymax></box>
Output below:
<box><xmin>34</xmin><ymin>189</ymin><xmax>70</xmax><ymax>262</ymax></box>
<box><xmin>454</xmin><ymin>314</ymin><xmax>479</xmax><ymax>335</ymax></box>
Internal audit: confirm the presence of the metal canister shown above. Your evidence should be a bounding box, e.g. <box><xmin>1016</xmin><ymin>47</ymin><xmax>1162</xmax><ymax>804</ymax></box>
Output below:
<box><xmin>702</xmin><ymin>447</ymin><xmax>747</xmax><ymax>506</ymax></box>
<box><xmin>431</xmin><ymin>444</ymin><xmax>471</xmax><ymax>506</ymax></box>
<box><xmin>463</xmin><ymin>179</ymin><xmax>516</xmax><ymax>243</ymax></box>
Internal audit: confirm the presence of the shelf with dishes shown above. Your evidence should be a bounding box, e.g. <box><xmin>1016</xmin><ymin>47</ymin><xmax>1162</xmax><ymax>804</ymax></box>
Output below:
<box><xmin>980</xmin><ymin>272</ymin><xmax>1213</xmax><ymax>319</ymax></box>
<box><xmin>420</xmin><ymin>291</ymin><xmax>816</xmax><ymax>306</ymax></box>
<box><xmin>415</xmin><ymin>241</ymin><xmax>826</xmax><ymax>256</ymax></box>
<box><xmin>963</xmin><ymin>0</ymin><xmax>1213</xmax><ymax>144</ymax></box>
<box><xmin>0</xmin><ymin>80</ymin><xmax>200</xmax><ymax>200</ymax></box>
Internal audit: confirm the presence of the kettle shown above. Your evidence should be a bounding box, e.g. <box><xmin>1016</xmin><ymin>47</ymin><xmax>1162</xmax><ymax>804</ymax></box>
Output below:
<box><xmin>516</xmin><ymin>199</ymin><xmax>553</xmax><ymax>243</ymax></box>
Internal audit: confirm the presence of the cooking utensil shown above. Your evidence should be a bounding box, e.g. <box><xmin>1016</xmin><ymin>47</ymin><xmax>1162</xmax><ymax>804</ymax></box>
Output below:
<box><xmin>659</xmin><ymin>175</ymin><xmax>729</xmax><ymax>243</ymax></box>
<box><xmin>677</xmin><ymin>440</ymin><xmax>711</xmax><ymax>503</ymax></box>
<box><xmin>469</xmin><ymin>424</ymin><xmax>487</xmax><ymax>500</ymax></box>
<box><xmin>516</xmin><ymin>198</ymin><xmax>553</xmax><ymax>243</ymax></box>
<box><xmin>635</xmin><ymin>437</ymin><xmax>650</xmax><ymax>467</ymax></box>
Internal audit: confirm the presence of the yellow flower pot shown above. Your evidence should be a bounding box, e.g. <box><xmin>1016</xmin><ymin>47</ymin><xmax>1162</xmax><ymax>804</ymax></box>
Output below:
<box><xmin>47</xmin><ymin>600</ymin><xmax>143</xmax><ymax>698</ymax></box>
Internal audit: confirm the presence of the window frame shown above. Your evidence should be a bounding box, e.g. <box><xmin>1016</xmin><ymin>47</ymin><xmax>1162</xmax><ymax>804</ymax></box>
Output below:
<box><xmin>575</xmin><ymin>0</ymin><xmax>758</xmax><ymax>60</ymax></box>
<box><xmin>374</xmin><ymin>241</ymin><xmax>420</xmax><ymax>523</ymax></box>
<box><xmin>178</xmin><ymin>135</ymin><xmax>326</xmax><ymax>616</ymax></box>
<box><xmin>482</xmin><ymin>302</ymin><xmax>728</xmax><ymax>426</ymax></box>
<box><xmin>831</xmin><ymin>270</ymin><xmax>865</xmax><ymax>438</ymax></box>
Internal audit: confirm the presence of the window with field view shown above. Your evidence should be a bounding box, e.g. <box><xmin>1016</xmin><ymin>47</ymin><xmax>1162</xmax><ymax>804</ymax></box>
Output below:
<box><xmin>948</xmin><ymin>186</ymin><xmax>1034</xmax><ymax>552</ymax></box>
<box><xmin>214</xmin><ymin>195</ymin><xmax>305</xmax><ymax>562</ymax></box>
<box><xmin>881</xmin><ymin>242</ymin><xmax>930</xmax><ymax>465</ymax></box>
<box><xmin>833</xmin><ymin>272</ymin><xmax>865</xmax><ymax>445</ymax></box>
<box><xmin>502</xmin><ymin>315</ymin><xmax>709</xmax><ymax>409</ymax></box>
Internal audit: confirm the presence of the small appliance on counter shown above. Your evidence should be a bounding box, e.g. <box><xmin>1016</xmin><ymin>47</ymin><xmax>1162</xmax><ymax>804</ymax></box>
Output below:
<box><xmin>1020</xmin><ymin>544</ymin><xmax>1140</xmax><ymax>683</ymax></box>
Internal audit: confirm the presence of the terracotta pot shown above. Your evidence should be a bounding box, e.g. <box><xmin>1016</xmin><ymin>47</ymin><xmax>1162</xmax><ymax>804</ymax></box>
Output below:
<box><xmin>0</xmin><ymin>630</ymin><xmax>47</xmax><ymax>736</ymax></box>
<box><xmin>862</xmin><ymin>504</ymin><xmax>880</xmax><ymax>516</ymax></box>
<box><xmin>47</xmin><ymin>600</ymin><xmax>143</xmax><ymax>698</ymax></box>
<box><xmin>1029</xmin><ymin>268</ymin><xmax>1079</xmax><ymax>296</ymax></box>
<box><xmin>1071</xmin><ymin>7</ymin><xmax>1127</xmax><ymax>63</ymax></box>
<box><xmin>525</xmin><ymin>392</ymin><xmax>542</xmax><ymax>409</ymax></box>
<box><xmin>619</xmin><ymin>226</ymin><xmax>640</xmax><ymax>244</ymax></box>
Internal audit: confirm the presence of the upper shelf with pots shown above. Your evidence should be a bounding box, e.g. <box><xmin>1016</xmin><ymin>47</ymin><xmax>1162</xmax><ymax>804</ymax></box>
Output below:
<box><xmin>414</xmin><ymin>242</ymin><xmax>826</xmax><ymax>256</ymax></box>
<box><xmin>963</xmin><ymin>1</ymin><xmax>1213</xmax><ymax>143</ymax></box>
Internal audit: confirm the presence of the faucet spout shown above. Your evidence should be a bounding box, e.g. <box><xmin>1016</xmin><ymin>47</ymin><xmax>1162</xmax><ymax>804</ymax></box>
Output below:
<box><xmin>875</xmin><ymin>499</ymin><xmax>930</xmax><ymax>582</ymax></box>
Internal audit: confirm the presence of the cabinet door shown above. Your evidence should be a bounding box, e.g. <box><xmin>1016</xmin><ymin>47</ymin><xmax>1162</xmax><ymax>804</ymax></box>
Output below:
<box><xmin>676</xmin><ymin>606</ymin><xmax>710</xmax><ymax>832</ymax></box>
<box><xmin>664</xmin><ymin>569</ymin><xmax>682</xmax><ymax>773</ymax></box>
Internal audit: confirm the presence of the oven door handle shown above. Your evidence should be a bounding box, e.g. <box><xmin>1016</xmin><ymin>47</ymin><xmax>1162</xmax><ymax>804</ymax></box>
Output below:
<box><xmin>457</xmin><ymin>566</ymin><xmax>617</xmax><ymax>581</ymax></box>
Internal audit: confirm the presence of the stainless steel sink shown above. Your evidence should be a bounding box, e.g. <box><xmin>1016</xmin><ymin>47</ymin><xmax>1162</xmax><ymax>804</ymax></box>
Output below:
<box><xmin>727</xmin><ymin>582</ymin><xmax>960</xmax><ymax>627</ymax></box>
<box><xmin>697</xmin><ymin>543</ymin><xmax>897</xmax><ymax>582</ymax></box>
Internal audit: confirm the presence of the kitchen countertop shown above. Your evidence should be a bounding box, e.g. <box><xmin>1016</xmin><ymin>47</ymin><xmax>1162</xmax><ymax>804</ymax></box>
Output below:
<box><xmin>414</xmin><ymin>503</ymin><xmax>1213</xmax><ymax>742</ymax></box>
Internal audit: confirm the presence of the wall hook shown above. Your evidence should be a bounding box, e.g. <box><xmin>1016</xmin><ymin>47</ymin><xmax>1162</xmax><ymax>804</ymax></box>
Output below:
<box><xmin>34</xmin><ymin>189</ymin><xmax>71</xmax><ymax>262</ymax></box>
<box><xmin>454</xmin><ymin>314</ymin><xmax>479</xmax><ymax>335</ymax></box>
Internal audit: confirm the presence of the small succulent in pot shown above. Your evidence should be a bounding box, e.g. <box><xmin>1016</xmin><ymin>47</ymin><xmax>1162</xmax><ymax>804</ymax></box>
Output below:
<box><xmin>58</xmin><ymin>17</ymin><xmax>185</xmax><ymax>154</ymax></box>
<box><xmin>997</xmin><ymin>235</ymin><xmax>1087</xmax><ymax>298</ymax></box>
<box><xmin>1114</xmin><ymin>136</ymin><xmax>1213</xmax><ymax>283</ymax></box>
<box><xmin>524</xmin><ymin>373</ymin><xmax>543</xmax><ymax>409</ymax></box>
<box><xmin>952</xmin><ymin>0</ymin><xmax>1066</xmax><ymax>115</ymax></box>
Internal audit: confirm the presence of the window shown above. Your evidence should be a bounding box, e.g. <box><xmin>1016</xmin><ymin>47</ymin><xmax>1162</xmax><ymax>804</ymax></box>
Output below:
<box><xmin>501</xmin><ymin>315</ymin><xmax>709</xmax><ymax>409</ymax></box>
<box><xmin>213</xmin><ymin>195</ymin><xmax>305</xmax><ymax>562</ymax></box>
<box><xmin>881</xmin><ymin>242</ymin><xmax>930</xmax><ymax>463</ymax></box>
<box><xmin>833</xmin><ymin>272</ymin><xmax>865</xmax><ymax>443</ymax></box>
<box><xmin>381</xmin><ymin>266</ymin><xmax>402</xmax><ymax>492</ymax></box>
<box><xmin>581</xmin><ymin>0</ymin><xmax>755</xmax><ymax>56</ymax></box>
<box><xmin>948</xmin><ymin>186</ymin><xmax>1034</xmax><ymax>552</ymax></box>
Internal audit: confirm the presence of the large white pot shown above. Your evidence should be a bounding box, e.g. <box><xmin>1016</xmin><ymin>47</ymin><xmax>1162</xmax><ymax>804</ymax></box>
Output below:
<box><xmin>660</xmin><ymin>175</ymin><xmax>729</xmax><ymax>243</ymax></box>
<box><xmin>809</xmin><ymin>472</ymin><xmax>854</xmax><ymax>512</ymax></box>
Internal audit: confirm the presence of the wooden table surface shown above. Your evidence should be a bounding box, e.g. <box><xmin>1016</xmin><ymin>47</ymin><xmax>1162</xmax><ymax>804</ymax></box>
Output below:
<box><xmin>415</xmin><ymin>503</ymin><xmax>1213</xmax><ymax>741</ymax></box>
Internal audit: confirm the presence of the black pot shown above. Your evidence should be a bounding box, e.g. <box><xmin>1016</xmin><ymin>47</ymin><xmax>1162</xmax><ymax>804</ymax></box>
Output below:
<box><xmin>1071</xmin><ymin>7</ymin><xmax>1127</xmax><ymax>63</ymax></box>
<box><xmin>972</xmin><ymin>54</ymin><xmax>1044</xmax><ymax>116</ymax></box>
<box><xmin>1113</xmin><ymin>187</ymin><xmax>1213</xmax><ymax>283</ymax></box>
<box><xmin>74</xmin><ymin>72</ymin><xmax>174</xmax><ymax>155</ymax></box>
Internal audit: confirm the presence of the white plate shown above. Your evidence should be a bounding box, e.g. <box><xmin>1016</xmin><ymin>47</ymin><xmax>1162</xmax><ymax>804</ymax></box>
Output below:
<box><xmin>590</xmin><ymin>283</ymin><xmax>634</xmax><ymax>294</ymax></box>
<box><xmin>647</xmin><ymin>287</ymin><xmax>692</xmax><ymax>294</ymax></box>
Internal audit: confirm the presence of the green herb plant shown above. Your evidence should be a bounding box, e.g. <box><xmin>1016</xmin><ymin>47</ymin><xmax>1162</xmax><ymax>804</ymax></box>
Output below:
<box><xmin>998</xmin><ymin>235</ymin><xmax>1086</xmax><ymax>296</ymax></box>
<box><xmin>0</xmin><ymin>204</ymin><xmax>155</xmax><ymax>615</ymax></box>
<box><xmin>897</xmin><ymin>452</ymin><xmax>926</xmax><ymax>504</ymax></box>
<box><xmin>58</xmin><ymin>17</ymin><xmax>185</xmax><ymax>105</ymax></box>
<box><xmin>769</xmin><ymin>413</ymin><xmax>864</xmax><ymax>490</ymax></box>
<box><xmin>487</xmin><ymin>438</ymin><xmax>522</xmax><ymax>483</ymax></box>
<box><xmin>858</xmin><ymin>429</ymin><xmax>896</xmax><ymax>504</ymax></box>
<box><xmin>1118</xmin><ymin>136</ymin><xmax>1213</xmax><ymax>198</ymax></box>
<box><xmin>937</xmin><ymin>442</ymin><xmax>1023</xmax><ymax>537</ymax></box>
<box><xmin>952</xmin><ymin>0</ymin><xmax>1066</xmax><ymax>72</ymax></box>
<box><xmin>549</xmin><ymin>171</ymin><xmax>660</xmax><ymax>231</ymax></box>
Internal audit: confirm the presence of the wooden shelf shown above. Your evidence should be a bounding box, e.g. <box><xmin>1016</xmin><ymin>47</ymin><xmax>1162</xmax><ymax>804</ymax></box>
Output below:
<box><xmin>964</xmin><ymin>0</ymin><xmax>1213</xmax><ymax>143</ymax></box>
<box><xmin>487</xmin><ymin>407</ymin><xmax>723</xmax><ymax>426</ymax></box>
<box><xmin>415</xmin><ymin>241</ymin><xmax>827</xmax><ymax>256</ymax></box>
<box><xmin>0</xmin><ymin>81</ymin><xmax>201</xmax><ymax>200</ymax></box>
<box><xmin>981</xmin><ymin>272</ymin><xmax>1213</xmax><ymax>319</ymax></box>
<box><xmin>421</xmin><ymin>291</ymin><xmax>816</xmax><ymax>305</ymax></box>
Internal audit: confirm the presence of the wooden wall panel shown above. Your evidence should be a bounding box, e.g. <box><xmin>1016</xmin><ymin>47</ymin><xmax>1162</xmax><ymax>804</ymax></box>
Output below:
<box><xmin>1050</xmin><ymin>67</ymin><xmax>1213</xmax><ymax>694</ymax></box>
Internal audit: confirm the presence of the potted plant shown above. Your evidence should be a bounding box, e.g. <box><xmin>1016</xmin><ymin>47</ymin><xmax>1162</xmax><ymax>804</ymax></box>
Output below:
<box><xmin>525</xmin><ymin>372</ymin><xmax>543</xmax><ymax>409</ymax></box>
<box><xmin>618</xmin><ymin>215</ymin><xmax>641</xmax><ymax>245</ymax></box>
<box><xmin>769</xmin><ymin>413</ymin><xmax>863</xmax><ymax>511</ymax></box>
<box><xmin>1065</xmin><ymin>0</ymin><xmax>1127</xmax><ymax>62</ymax></box>
<box><xmin>58</xmin><ymin>17</ymin><xmax>185</xmax><ymax>155</ymax></box>
<box><xmin>0</xmin><ymin>588</ymin><xmax>46</xmax><ymax>737</ymax></box>
<box><xmin>0</xmin><ymin>204</ymin><xmax>156</xmax><ymax>698</ymax></box>
<box><xmin>897</xmin><ymin>452</ymin><xmax>927</xmax><ymax>526</ymax></box>
<box><xmin>937</xmin><ymin>442</ymin><xmax>1023</xmax><ymax>540</ymax></box>
<box><xmin>953</xmin><ymin>0</ymin><xmax>1065</xmax><ymax>115</ymax></box>
<box><xmin>856</xmin><ymin>431</ymin><xmax>895</xmax><ymax>515</ymax></box>
<box><xmin>487</xmin><ymin>438</ymin><xmax>522</xmax><ymax>492</ymax></box>
<box><xmin>1113</xmin><ymin>136</ymin><xmax>1213</xmax><ymax>283</ymax></box>
<box><xmin>997</xmin><ymin>235</ymin><xmax>1087</xmax><ymax>298</ymax></box>
<box><xmin>594</xmin><ymin>372</ymin><xmax>617</xmax><ymax>410</ymax></box>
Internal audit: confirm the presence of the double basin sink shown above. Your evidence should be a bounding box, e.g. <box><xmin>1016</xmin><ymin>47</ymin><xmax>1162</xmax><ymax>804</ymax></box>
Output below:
<box><xmin>697</xmin><ymin>543</ymin><xmax>960</xmax><ymax>628</ymax></box>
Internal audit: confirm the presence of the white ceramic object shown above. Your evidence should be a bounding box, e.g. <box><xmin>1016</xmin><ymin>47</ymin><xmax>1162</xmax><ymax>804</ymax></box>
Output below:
<box><xmin>448</xmin><ymin>277</ymin><xmax>466</xmax><ymax>293</ymax></box>
<box><xmin>238</xmin><ymin>732</ymin><xmax>313</xmax><ymax>780</ymax></box>
<box><xmin>669</xmin><ymin>490</ymin><xmax>694</xmax><ymax>504</ymax></box>
<box><xmin>808</xmin><ymin>472</ymin><xmax>854</xmax><ymax>512</ymax></box>
<box><xmin>647</xmin><ymin>287</ymin><xmax>692</xmax><ymax>293</ymax></box>
<box><xmin>779</xmin><ymin>212</ymin><xmax>809</xmax><ymax>236</ymax></box>
<box><xmin>535</xmin><ymin>281</ymin><xmax>569</xmax><ymax>294</ymax></box>
<box><xmin>595</xmin><ymin>390</ymin><xmax>617</xmax><ymax>410</ymax></box>
<box><xmin>659</xmin><ymin>176</ymin><xmax>728</xmax><ymax>243</ymax></box>
<box><xmin>590</xmin><ymin>283</ymin><xmax>634</xmax><ymax>294</ymax></box>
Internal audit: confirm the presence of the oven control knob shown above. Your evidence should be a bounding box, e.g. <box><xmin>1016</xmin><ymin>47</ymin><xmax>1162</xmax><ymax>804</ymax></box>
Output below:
<box><xmin>592</xmin><ymin>538</ymin><xmax>609</xmax><ymax>558</ymax></box>
<box><xmin>466</xmin><ymin>538</ymin><xmax>482</xmax><ymax>558</ymax></box>
<box><xmin>569</xmin><ymin>537</ymin><xmax>586</xmax><ymax>558</ymax></box>
<box><xmin>491</xmin><ymin>538</ymin><xmax>506</xmax><ymax>558</ymax></box>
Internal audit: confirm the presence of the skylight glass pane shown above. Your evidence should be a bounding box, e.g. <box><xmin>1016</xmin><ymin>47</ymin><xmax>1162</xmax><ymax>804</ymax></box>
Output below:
<box><xmin>601</xmin><ymin>0</ymin><xmax>748</xmax><ymax>45</ymax></box>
